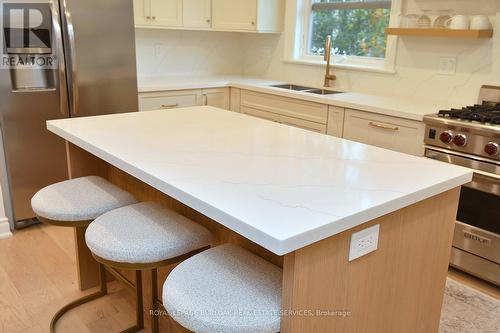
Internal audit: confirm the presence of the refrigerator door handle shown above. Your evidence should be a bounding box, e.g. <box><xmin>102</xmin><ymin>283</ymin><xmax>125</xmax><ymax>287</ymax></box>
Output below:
<box><xmin>61</xmin><ymin>0</ymin><xmax>78</xmax><ymax>116</ymax></box>
<box><xmin>51</xmin><ymin>0</ymin><xmax>69</xmax><ymax>117</ymax></box>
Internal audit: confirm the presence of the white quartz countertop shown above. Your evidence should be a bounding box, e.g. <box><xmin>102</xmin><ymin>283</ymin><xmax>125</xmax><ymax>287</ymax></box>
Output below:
<box><xmin>138</xmin><ymin>75</ymin><xmax>457</xmax><ymax>121</ymax></box>
<box><xmin>47</xmin><ymin>107</ymin><xmax>472</xmax><ymax>255</ymax></box>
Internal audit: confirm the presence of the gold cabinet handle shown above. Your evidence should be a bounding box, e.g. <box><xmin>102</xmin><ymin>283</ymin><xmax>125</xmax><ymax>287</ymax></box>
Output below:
<box><xmin>160</xmin><ymin>104</ymin><xmax>179</xmax><ymax>109</ymax></box>
<box><xmin>146</xmin><ymin>16</ymin><xmax>151</xmax><ymax>19</ymax></box>
<box><xmin>152</xmin><ymin>16</ymin><xmax>156</xmax><ymax>20</ymax></box>
<box><xmin>368</xmin><ymin>121</ymin><xmax>399</xmax><ymax>131</ymax></box>
<box><xmin>206</xmin><ymin>19</ymin><xmax>211</xmax><ymax>23</ymax></box>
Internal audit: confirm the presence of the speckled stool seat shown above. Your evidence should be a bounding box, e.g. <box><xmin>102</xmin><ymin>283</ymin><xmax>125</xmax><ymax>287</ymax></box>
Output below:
<box><xmin>85</xmin><ymin>201</ymin><xmax>213</xmax><ymax>333</ymax></box>
<box><xmin>31</xmin><ymin>176</ymin><xmax>138</xmax><ymax>333</ymax></box>
<box><xmin>162</xmin><ymin>244</ymin><xmax>283</xmax><ymax>333</ymax></box>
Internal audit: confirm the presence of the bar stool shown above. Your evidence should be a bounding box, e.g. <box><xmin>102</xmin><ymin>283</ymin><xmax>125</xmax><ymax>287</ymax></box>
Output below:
<box><xmin>85</xmin><ymin>201</ymin><xmax>213</xmax><ymax>333</ymax></box>
<box><xmin>162</xmin><ymin>244</ymin><xmax>283</xmax><ymax>333</ymax></box>
<box><xmin>31</xmin><ymin>176</ymin><xmax>138</xmax><ymax>332</ymax></box>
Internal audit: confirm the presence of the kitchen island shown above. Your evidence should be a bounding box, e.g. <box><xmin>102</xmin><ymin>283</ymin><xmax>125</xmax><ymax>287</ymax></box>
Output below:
<box><xmin>47</xmin><ymin>106</ymin><xmax>472</xmax><ymax>332</ymax></box>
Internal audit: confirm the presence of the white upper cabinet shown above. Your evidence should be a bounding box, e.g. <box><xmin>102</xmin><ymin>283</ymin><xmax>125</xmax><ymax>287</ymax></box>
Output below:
<box><xmin>150</xmin><ymin>0</ymin><xmax>183</xmax><ymax>27</ymax></box>
<box><xmin>134</xmin><ymin>0</ymin><xmax>183</xmax><ymax>27</ymax></box>
<box><xmin>211</xmin><ymin>0</ymin><xmax>257</xmax><ymax>31</ymax></box>
<box><xmin>183</xmin><ymin>0</ymin><xmax>212</xmax><ymax>28</ymax></box>
<box><xmin>133</xmin><ymin>0</ymin><xmax>150</xmax><ymax>26</ymax></box>
<box><xmin>134</xmin><ymin>0</ymin><xmax>283</xmax><ymax>33</ymax></box>
<box><xmin>212</xmin><ymin>0</ymin><xmax>283</xmax><ymax>32</ymax></box>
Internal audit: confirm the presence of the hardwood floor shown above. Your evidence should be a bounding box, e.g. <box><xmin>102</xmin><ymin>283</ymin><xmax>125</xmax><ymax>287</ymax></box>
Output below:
<box><xmin>0</xmin><ymin>224</ymin><xmax>498</xmax><ymax>333</ymax></box>
<box><xmin>0</xmin><ymin>224</ymin><xmax>141</xmax><ymax>333</ymax></box>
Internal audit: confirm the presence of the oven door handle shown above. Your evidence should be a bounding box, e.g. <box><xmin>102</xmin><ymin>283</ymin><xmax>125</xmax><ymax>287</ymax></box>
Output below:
<box><xmin>425</xmin><ymin>147</ymin><xmax>500</xmax><ymax>195</ymax></box>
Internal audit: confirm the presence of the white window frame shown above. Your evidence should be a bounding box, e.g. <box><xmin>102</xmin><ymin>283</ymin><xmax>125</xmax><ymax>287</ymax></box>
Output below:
<box><xmin>284</xmin><ymin>0</ymin><xmax>401</xmax><ymax>74</ymax></box>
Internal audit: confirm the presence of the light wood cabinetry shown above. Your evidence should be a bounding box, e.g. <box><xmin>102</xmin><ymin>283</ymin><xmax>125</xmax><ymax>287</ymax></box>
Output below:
<box><xmin>343</xmin><ymin>108</ymin><xmax>425</xmax><ymax>156</ymax></box>
<box><xmin>183</xmin><ymin>0</ymin><xmax>211</xmax><ymax>28</ymax></box>
<box><xmin>138</xmin><ymin>88</ymin><xmax>229</xmax><ymax>111</ymax></box>
<box><xmin>135</xmin><ymin>0</ymin><xmax>183</xmax><ymax>27</ymax></box>
<box><xmin>134</xmin><ymin>0</ymin><xmax>284</xmax><ymax>32</ymax></box>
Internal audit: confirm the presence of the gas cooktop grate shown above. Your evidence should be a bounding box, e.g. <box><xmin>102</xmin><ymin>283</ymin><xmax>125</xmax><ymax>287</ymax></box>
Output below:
<box><xmin>438</xmin><ymin>102</ymin><xmax>500</xmax><ymax>125</ymax></box>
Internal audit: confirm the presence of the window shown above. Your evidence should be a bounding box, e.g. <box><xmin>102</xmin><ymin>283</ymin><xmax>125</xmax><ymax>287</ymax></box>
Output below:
<box><xmin>307</xmin><ymin>0</ymin><xmax>391</xmax><ymax>58</ymax></box>
<box><xmin>285</xmin><ymin>0</ymin><xmax>400</xmax><ymax>72</ymax></box>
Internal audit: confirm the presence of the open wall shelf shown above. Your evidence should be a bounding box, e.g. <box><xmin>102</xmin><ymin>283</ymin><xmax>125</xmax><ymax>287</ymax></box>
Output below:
<box><xmin>386</xmin><ymin>28</ymin><xmax>493</xmax><ymax>39</ymax></box>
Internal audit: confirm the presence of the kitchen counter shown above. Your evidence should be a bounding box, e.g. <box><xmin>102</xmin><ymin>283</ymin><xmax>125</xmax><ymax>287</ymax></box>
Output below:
<box><xmin>47</xmin><ymin>106</ymin><xmax>471</xmax><ymax>255</ymax></box>
<box><xmin>47</xmin><ymin>106</ymin><xmax>472</xmax><ymax>332</ymax></box>
<box><xmin>138</xmin><ymin>75</ymin><xmax>456</xmax><ymax>121</ymax></box>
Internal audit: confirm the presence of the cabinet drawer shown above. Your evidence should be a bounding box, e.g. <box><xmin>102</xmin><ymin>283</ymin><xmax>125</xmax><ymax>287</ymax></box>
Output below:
<box><xmin>343</xmin><ymin>109</ymin><xmax>425</xmax><ymax>156</ymax></box>
<box><xmin>280</xmin><ymin>115</ymin><xmax>327</xmax><ymax>133</ymax></box>
<box><xmin>241</xmin><ymin>90</ymin><xmax>328</xmax><ymax>124</ymax></box>
<box><xmin>139</xmin><ymin>90</ymin><xmax>201</xmax><ymax>111</ymax></box>
<box><xmin>241</xmin><ymin>106</ymin><xmax>280</xmax><ymax>122</ymax></box>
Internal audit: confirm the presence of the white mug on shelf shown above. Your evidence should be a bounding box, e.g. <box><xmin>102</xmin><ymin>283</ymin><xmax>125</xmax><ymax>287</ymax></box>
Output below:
<box><xmin>470</xmin><ymin>15</ymin><xmax>491</xmax><ymax>30</ymax></box>
<box><xmin>445</xmin><ymin>15</ymin><xmax>470</xmax><ymax>30</ymax></box>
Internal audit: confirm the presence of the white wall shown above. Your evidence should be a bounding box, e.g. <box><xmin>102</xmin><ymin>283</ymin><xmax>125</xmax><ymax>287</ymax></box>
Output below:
<box><xmin>135</xmin><ymin>0</ymin><xmax>500</xmax><ymax>106</ymax></box>
<box><xmin>135</xmin><ymin>28</ymin><xmax>245</xmax><ymax>77</ymax></box>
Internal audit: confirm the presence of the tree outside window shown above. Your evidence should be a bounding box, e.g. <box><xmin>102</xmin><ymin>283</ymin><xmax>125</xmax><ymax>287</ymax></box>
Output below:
<box><xmin>308</xmin><ymin>0</ymin><xmax>391</xmax><ymax>59</ymax></box>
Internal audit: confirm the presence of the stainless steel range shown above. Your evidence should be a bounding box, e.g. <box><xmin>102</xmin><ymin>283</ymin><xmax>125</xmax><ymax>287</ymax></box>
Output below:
<box><xmin>424</xmin><ymin>85</ymin><xmax>500</xmax><ymax>286</ymax></box>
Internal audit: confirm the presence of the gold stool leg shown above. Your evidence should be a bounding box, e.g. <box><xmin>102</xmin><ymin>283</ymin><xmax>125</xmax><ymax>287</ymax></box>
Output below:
<box><xmin>50</xmin><ymin>263</ymin><xmax>108</xmax><ymax>333</ymax></box>
<box><xmin>151</xmin><ymin>268</ymin><xmax>159</xmax><ymax>333</ymax></box>
<box><xmin>120</xmin><ymin>270</ymin><xmax>144</xmax><ymax>333</ymax></box>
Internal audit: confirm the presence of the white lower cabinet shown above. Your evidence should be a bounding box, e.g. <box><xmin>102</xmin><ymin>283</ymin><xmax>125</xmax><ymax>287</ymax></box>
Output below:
<box><xmin>139</xmin><ymin>90</ymin><xmax>202</xmax><ymax>111</ymax></box>
<box><xmin>138</xmin><ymin>88</ymin><xmax>229</xmax><ymax>111</ymax></box>
<box><xmin>239</xmin><ymin>90</ymin><xmax>329</xmax><ymax>134</ymax></box>
<box><xmin>326</xmin><ymin>106</ymin><xmax>345</xmax><ymax>138</ymax></box>
<box><xmin>201</xmin><ymin>88</ymin><xmax>230</xmax><ymax>109</ymax></box>
<box><xmin>343</xmin><ymin>109</ymin><xmax>425</xmax><ymax>156</ymax></box>
<box><xmin>240</xmin><ymin>106</ymin><xmax>280</xmax><ymax>122</ymax></box>
<box><xmin>138</xmin><ymin>88</ymin><xmax>424</xmax><ymax>156</ymax></box>
<box><xmin>230</xmin><ymin>88</ymin><xmax>241</xmax><ymax>112</ymax></box>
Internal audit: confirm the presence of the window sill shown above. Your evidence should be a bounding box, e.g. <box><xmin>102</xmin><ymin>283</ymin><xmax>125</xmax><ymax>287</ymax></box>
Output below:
<box><xmin>283</xmin><ymin>58</ymin><xmax>396</xmax><ymax>75</ymax></box>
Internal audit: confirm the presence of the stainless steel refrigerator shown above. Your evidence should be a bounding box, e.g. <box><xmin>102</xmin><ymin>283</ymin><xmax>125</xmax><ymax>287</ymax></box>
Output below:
<box><xmin>0</xmin><ymin>0</ymin><xmax>138</xmax><ymax>229</ymax></box>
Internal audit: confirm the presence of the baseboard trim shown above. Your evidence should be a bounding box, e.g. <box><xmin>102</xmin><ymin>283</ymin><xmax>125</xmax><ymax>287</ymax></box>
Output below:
<box><xmin>0</xmin><ymin>217</ymin><xmax>12</xmax><ymax>239</ymax></box>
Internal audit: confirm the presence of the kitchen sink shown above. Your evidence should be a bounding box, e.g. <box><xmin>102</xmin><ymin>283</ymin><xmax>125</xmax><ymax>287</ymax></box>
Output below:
<box><xmin>306</xmin><ymin>89</ymin><xmax>342</xmax><ymax>95</ymax></box>
<box><xmin>270</xmin><ymin>83</ymin><xmax>342</xmax><ymax>95</ymax></box>
<box><xmin>270</xmin><ymin>84</ymin><xmax>315</xmax><ymax>91</ymax></box>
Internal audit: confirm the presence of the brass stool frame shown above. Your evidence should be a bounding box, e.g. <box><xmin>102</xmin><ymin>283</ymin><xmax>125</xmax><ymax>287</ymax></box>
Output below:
<box><xmin>38</xmin><ymin>213</ymin><xmax>210</xmax><ymax>333</ymax></box>
<box><xmin>38</xmin><ymin>216</ymin><xmax>144</xmax><ymax>333</ymax></box>
<box><xmin>93</xmin><ymin>246</ymin><xmax>210</xmax><ymax>333</ymax></box>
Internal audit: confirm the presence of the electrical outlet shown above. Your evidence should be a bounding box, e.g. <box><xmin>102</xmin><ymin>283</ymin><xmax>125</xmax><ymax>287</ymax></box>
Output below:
<box><xmin>439</xmin><ymin>57</ymin><xmax>457</xmax><ymax>75</ymax></box>
<box><xmin>349</xmin><ymin>224</ymin><xmax>380</xmax><ymax>261</ymax></box>
<box><xmin>154</xmin><ymin>43</ymin><xmax>163</xmax><ymax>58</ymax></box>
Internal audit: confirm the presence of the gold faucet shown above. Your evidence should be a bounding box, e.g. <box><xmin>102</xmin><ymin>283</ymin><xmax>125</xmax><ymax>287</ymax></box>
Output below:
<box><xmin>324</xmin><ymin>35</ymin><xmax>336</xmax><ymax>87</ymax></box>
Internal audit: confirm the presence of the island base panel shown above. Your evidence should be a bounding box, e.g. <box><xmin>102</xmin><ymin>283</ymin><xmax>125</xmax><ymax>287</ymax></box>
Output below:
<box><xmin>67</xmin><ymin>143</ymin><xmax>459</xmax><ymax>332</ymax></box>
<box><xmin>281</xmin><ymin>187</ymin><xmax>459</xmax><ymax>333</ymax></box>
